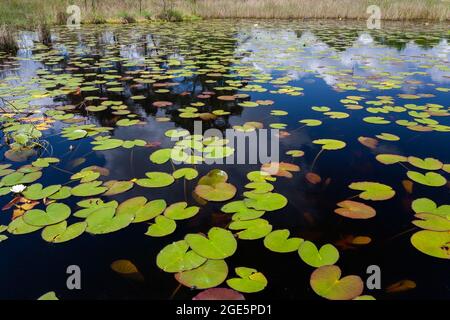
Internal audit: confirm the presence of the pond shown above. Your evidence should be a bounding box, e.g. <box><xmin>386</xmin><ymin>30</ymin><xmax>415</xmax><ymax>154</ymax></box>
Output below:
<box><xmin>0</xmin><ymin>19</ymin><xmax>449</xmax><ymax>300</ymax></box>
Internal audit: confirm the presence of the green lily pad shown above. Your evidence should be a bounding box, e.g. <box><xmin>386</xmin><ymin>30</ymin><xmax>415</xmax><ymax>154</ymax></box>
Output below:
<box><xmin>412</xmin><ymin>198</ymin><xmax>449</xmax><ymax>217</ymax></box>
<box><xmin>263</xmin><ymin>229</ymin><xmax>304</xmax><ymax>253</ymax></box>
<box><xmin>349</xmin><ymin>182</ymin><xmax>395</xmax><ymax>201</ymax></box>
<box><xmin>32</xmin><ymin>157</ymin><xmax>60</xmax><ymax>168</ymax></box>
<box><xmin>149</xmin><ymin>149</ymin><xmax>172</xmax><ymax>164</ymax></box>
<box><xmin>226</xmin><ymin>267</ymin><xmax>268</xmax><ymax>293</ymax></box>
<box><xmin>363</xmin><ymin>116</ymin><xmax>390</xmax><ymax>124</ymax></box>
<box><xmin>145</xmin><ymin>216</ymin><xmax>176</xmax><ymax>237</ymax></box>
<box><xmin>136</xmin><ymin>172</ymin><xmax>175</xmax><ymax>188</ymax></box>
<box><xmin>410</xmin><ymin>230</ymin><xmax>450</xmax><ymax>259</ymax></box>
<box><xmin>412</xmin><ymin>213</ymin><xmax>450</xmax><ymax>231</ymax></box>
<box><xmin>244</xmin><ymin>192</ymin><xmax>287</xmax><ymax>211</ymax></box>
<box><xmin>299</xmin><ymin>119</ymin><xmax>322</xmax><ymax>127</ymax></box>
<box><xmin>23</xmin><ymin>183</ymin><xmax>61</xmax><ymax>200</ymax></box>
<box><xmin>71</xmin><ymin>181</ymin><xmax>108</xmax><ymax>197</ymax></box>
<box><xmin>312</xmin><ymin>139</ymin><xmax>346</xmax><ymax>150</ymax></box>
<box><xmin>298</xmin><ymin>241</ymin><xmax>339</xmax><ymax>267</ymax></box>
<box><xmin>310</xmin><ymin>265</ymin><xmax>364</xmax><ymax>300</ymax></box>
<box><xmin>406</xmin><ymin>171</ymin><xmax>446</xmax><ymax>187</ymax></box>
<box><xmin>375</xmin><ymin>154</ymin><xmax>407</xmax><ymax>165</ymax></box>
<box><xmin>407</xmin><ymin>156</ymin><xmax>443</xmax><ymax>170</ymax></box>
<box><xmin>74</xmin><ymin>199</ymin><xmax>118</xmax><ymax>218</ymax></box>
<box><xmin>42</xmin><ymin>221</ymin><xmax>87</xmax><ymax>243</ymax></box>
<box><xmin>85</xmin><ymin>205</ymin><xmax>134</xmax><ymax>235</ymax></box>
<box><xmin>195</xmin><ymin>182</ymin><xmax>236</xmax><ymax>202</ymax></box>
<box><xmin>23</xmin><ymin>203</ymin><xmax>71</xmax><ymax>227</ymax></box>
<box><xmin>175</xmin><ymin>259</ymin><xmax>228</xmax><ymax>289</ymax></box>
<box><xmin>103</xmin><ymin>180</ymin><xmax>134</xmax><ymax>196</ymax></box>
<box><xmin>185</xmin><ymin>227</ymin><xmax>237</xmax><ymax>259</ymax></box>
<box><xmin>221</xmin><ymin>201</ymin><xmax>265</xmax><ymax>221</ymax></box>
<box><xmin>71</xmin><ymin>170</ymin><xmax>100</xmax><ymax>183</ymax></box>
<box><xmin>48</xmin><ymin>186</ymin><xmax>72</xmax><ymax>200</ymax></box>
<box><xmin>37</xmin><ymin>291</ymin><xmax>59</xmax><ymax>300</ymax></box>
<box><xmin>157</xmin><ymin>240</ymin><xmax>207</xmax><ymax>273</ymax></box>
<box><xmin>173</xmin><ymin>168</ymin><xmax>198</xmax><ymax>180</ymax></box>
<box><xmin>116</xmin><ymin>119</ymin><xmax>140</xmax><ymax>127</ymax></box>
<box><xmin>92</xmin><ymin>138</ymin><xmax>124</xmax><ymax>151</ymax></box>
<box><xmin>7</xmin><ymin>216</ymin><xmax>42</xmax><ymax>235</ymax></box>
<box><xmin>164</xmin><ymin>202</ymin><xmax>200</xmax><ymax>220</ymax></box>
<box><xmin>198</xmin><ymin>169</ymin><xmax>228</xmax><ymax>186</ymax></box>
<box><xmin>229</xmin><ymin>218</ymin><xmax>272</xmax><ymax>240</ymax></box>
<box><xmin>117</xmin><ymin>197</ymin><xmax>166</xmax><ymax>223</ymax></box>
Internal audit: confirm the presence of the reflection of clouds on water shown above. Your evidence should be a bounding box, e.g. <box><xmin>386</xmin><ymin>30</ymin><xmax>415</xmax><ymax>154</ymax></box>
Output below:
<box><xmin>237</xmin><ymin>28</ymin><xmax>450</xmax><ymax>89</ymax></box>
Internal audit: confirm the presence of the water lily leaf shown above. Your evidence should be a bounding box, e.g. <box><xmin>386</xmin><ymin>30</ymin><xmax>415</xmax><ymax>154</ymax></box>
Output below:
<box><xmin>376</xmin><ymin>133</ymin><xmax>400</xmax><ymax>141</ymax></box>
<box><xmin>103</xmin><ymin>180</ymin><xmax>134</xmax><ymax>196</ymax></box>
<box><xmin>286</xmin><ymin>150</ymin><xmax>304</xmax><ymax>157</ymax></box>
<box><xmin>264</xmin><ymin>229</ymin><xmax>303</xmax><ymax>253</ymax></box>
<box><xmin>41</xmin><ymin>221</ymin><xmax>87</xmax><ymax>243</ymax></box>
<box><xmin>23</xmin><ymin>203</ymin><xmax>71</xmax><ymax>227</ymax></box>
<box><xmin>23</xmin><ymin>183</ymin><xmax>61</xmax><ymax>200</ymax></box>
<box><xmin>165</xmin><ymin>129</ymin><xmax>190</xmax><ymax>138</ymax></box>
<box><xmin>358</xmin><ymin>136</ymin><xmax>378</xmax><ymax>149</ymax></box>
<box><xmin>157</xmin><ymin>240</ymin><xmax>207</xmax><ymax>273</ymax></box>
<box><xmin>74</xmin><ymin>199</ymin><xmax>118</xmax><ymax>218</ymax></box>
<box><xmin>221</xmin><ymin>201</ymin><xmax>265</xmax><ymax>221</ymax></box>
<box><xmin>116</xmin><ymin>119</ymin><xmax>140</xmax><ymax>127</ymax></box>
<box><xmin>334</xmin><ymin>200</ymin><xmax>376</xmax><ymax>219</ymax></box>
<box><xmin>198</xmin><ymin>169</ymin><xmax>228</xmax><ymax>185</ymax></box>
<box><xmin>149</xmin><ymin>148</ymin><xmax>172</xmax><ymax>164</ymax></box>
<box><xmin>386</xmin><ymin>280</ymin><xmax>416</xmax><ymax>293</ymax></box>
<box><xmin>116</xmin><ymin>197</ymin><xmax>166</xmax><ymax>223</ymax></box>
<box><xmin>164</xmin><ymin>202</ymin><xmax>200</xmax><ymax>220</ymax></box>
<box><xmin>85</xmin><ymin>205</ymin><xmax>134</xmax><ymax>235</ymax></box>
<box><xmin>136</xmin><ymin>172</ymin><xmax>174</xmax><ymax>188</ymax></box>
<box><xmin>92</xmin><ymin>138</ymin><xmax>124</xmax><ymax>151</ymax></box>
<box><xmin>32</xmin><ymin>157</ymin><xmax>60</xmax><ymax>168</ymax></box>
<box><xmin>7</xmin><ymin>216</ymin><xmax>42</xmax><ymax>234</ymax></box>
<box><xmin>246</xmin><ymin>171</ymin><xmax>276</xmax><ymax>183</ymax></box>
<box><xmin>244</xmin><ymin>192</ymin><xmax>287</xmax><ymax>211</ymax></box>
<box><xmin>37</xmin><ymin>291</ymin><xmax>58</xmax><ymax>300</ymax></box>
<box><xmin>349</xmin><ymin>182</ymin><xmax>395</xmax><ymax>201</ymax></box>
<box><xmin>193</xmin><ymin>288</ymin><xmax>244</xmax><ymax>300</ymax></box>
<box><xmin>410</xmin><ymin>230</ymin><xmax>450</xmax><ymax>259</ymax></box>
<box><xmin>406</xmin><ymin>171</ymin><xmax>446</xmax><ymax>187</ymax></box>
<box><xmin>310</xmin><ymin>265</ymin><xmax>364</xmax><ymax>300</ymax></box>
<box><xmin>412</xmin><ymin>198</ymin><xmax>449</xmax><ymax>217</ymax></box>
<box><xmin>375</xmin><ymin>154</ymin><xmax>407</xmax><ymax>165</ymax></box>
<box><xmin>1</xmin><ymin>171</ymin><xmax>42</xmax><ymax>186</ymax></box>
<box><xmin>363</xmin><ymin>116</ymin><xmax>390</xmax><ymax>124</ymax></box>
<box><xmin>226</xmin><ymin>267</ymin><xmax>268</xmax><ymax>293</ymax></box>
<box><xmin>145</xmin><ymin>216</ymin><xmax>176</xmax><ymax>237</ymax></box>
<box><xmin>412</xmin><ymin>213</ymin><xmax>450</xmax><ymax>231</ymax></box>
<box><xmin>299</xmin><ymin>119</ymin><xmax>322</xmax><ymax>127</ymax></box>
<box><xmin>48</xmin><ymin>186</ymin><xmax>72</xmax><ymax>200</ymax></box>
<box><xmin>261</xmin><ymin>162</ymin><xmax>300</xmax><ymax>178</ymax></box>
<box><xmin>244</xmin><ymin>182</ymin><xmax>274</xmax><ymax>194</ymax></box>
<box><xmin>175</xmin><ymin>259</ymin><xmax>228</xmax><ymax>289</ymax></box>
<box><xmin>313</xmin><ymin>139</ymin><xmax>346</xmax><ymax>150</ymax></box>
<box><xmin>71</xmin><ymin>170</ymin><xmax>100</xmax><ymax>183</ymax></box>
<box><xmin>173</xmin><ymin>168</ymin><xmax>198</xmax><ymax>180</ymax></box>
<box><xmin>298</xmin><ymin>241</ymin><xmax>339</xmax><ymax>267</ymax></box>
<box><xmin>229</xmin><ymin>218</ymin><xmax>272</xmax><ymax>240</ymax></box>
<box><xmin>407</xmin><ymin>156</ymin><xmax>443</xmax><ymax>170</ymax></box>
<box><xmin>71</xmin><ymin>181</ymin><xmax>107</xmax><ymax>196</ymax></box>
<box><xmin>185</xmin><ymin>227</ymin><xmax>237</xmax><ymax>259</ymax></box>
<box><xmin>195</xmin><ymin>182</ymin><xmax>236</xmax><ymax>202</ymax></box>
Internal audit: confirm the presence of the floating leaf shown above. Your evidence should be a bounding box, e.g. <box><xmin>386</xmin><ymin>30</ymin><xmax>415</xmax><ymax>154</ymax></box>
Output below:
<box><xmin>103</xmin><ymin>180</ymin><xmax>134</xmax><ymax>196</ymax></box>
<box><xmin>349</xmin><ymin>182</ymin><xmax>395</xmax><ymax>201</ymax></box>
<box><xmin>406</xmin><ymin>171</ymin><xmax>446</xmax><ymax>187</ymax></box>
<box><xmin>175</xmin><ymin>259</ymin><xmax>228</xmax><ymax>289</ymax></box>
<box><xmin>226</xmin><ymin>267</ymin><xmax>268</xmax><ymax>293</ymax></box>
<box><xmin>261</xmin><ymin>162</ymin><xmax>300</xmax><ymax>178</ymax></box>
<box><xmin>85</xmin><ymin>205</ymin><xmax>134</xmax><ymax>235</ymax></box>
<box><xmin>195</xmin><ymin>182</ymin><xmax>236</xmax><ymax>202</ymax></box>
<box><xmin>164</xmin><ymin>202</ymin><xmax>200</xmax><ymax>220</ymax></box>
<box><xmin>386</xmin><ymin>280</ymin><xmax>417</xmax><ymax>293</ymax></box>
<box><xmin>334</xmin><ymin>200</ymin><xmax>376</xmax><ymax>219</ymax></box>
<box><xmin>410</xmin><ymin>230</ymin><xmax>450</xmax><ymax>259</ymax></box>
<box><xmin>24</xmin><ymin>203</ymin><xmax>71</xmax><ymax>227</ymax></box>
<box><xmin>149</xmin><ymin>149</ymin><xmax>172</xmax><ymax>164</ymax></box>
<box><xmin>145</xmin><ymin>216</ymin><xmax>176</xmax><ymax>237</ymax></box>
<box><xmin>407</xmin><ymin>156</ymin><xmax>443</xmax><ymax>170</ymax></box>
<box><xmin>117</xmin><ymin>197</ymin><xmax>166</xmax><ymax>223</ymax></box>
<box><xmin>173</xmin><ymin>168</ymin><xmax>199</xmax><ymax>180</ymax></box>
<box><xmin>185</xmin><ymin>227</ymin><xmax>237</xmax><ymax>260</ymax></box>
<box><xmin>263</xmin><ymin>229</ymin><xmax>303</xmax><ymax>253</ymax></box>
<box><xmin>71</xmin><ymin>181</ymin><xmax>107</xmax><ymax>197</ymax></box>
<box><xmin>375</xmin><ymin>154</ymin><xmax>407</xmax><ymax>165</ymax></box>
<box><xmin>298</xmin><ymin>241</ymin><xmax>339</xmax><ymax>267</ymax></box>
<box><xmin>7</xmin><ymin>216</ymin><xmax>41</xmax><ymax>235</ymax></box>
<box><xmin>229</xmin><ymin>218</ymin><xmax>272</xmax><ymax>240</ymax></box>
<box><xmin>41</xmin><ymin>221</ymin><xmax>87</xmax><ymax>243</ymax></box>
<box><xmin>23</xmin><ymin>184</ymin><xmax>61</xmax><ymax>200</ymax></box>
<box><xmin>192</xmin><ymin>288</ymin><xmax>244</xmax><ymax>300</ymax></box>
<box><xmin>310</xmin><ymin>265</ymin><xmax>364</xmax><ymax>300</ymax></box>
<box><xmin>37</xmin><ymin>292</ymin><xmax>58</xmax><ymax>300</ymax></box>
<box><xmin>244</xmin><ymin>192</ymin><xmax>287</xmax><ymax>211</ymax></box>
<box><xmin>136</xmin><ymin>172</ymin><xmax>175</xmax><ymax>188</ymax></box>
<box><xmin>412</xmin><ymin>213</ymin><xmax>450</xmax><ymax>231</ymax></box>
<box><xmin>313</xmin><ymin>139</ymin><xmax>346</xmax><ymax>150</ymax></box>
<box><xmin>157</xmin><ymin>240</ymin><xmax>206</xmax><ymax>273</ymax></box>
<box><xmin>412</xmin><ymin>198</ymin><xmax>449</xmax><ymax>217</ymax></box>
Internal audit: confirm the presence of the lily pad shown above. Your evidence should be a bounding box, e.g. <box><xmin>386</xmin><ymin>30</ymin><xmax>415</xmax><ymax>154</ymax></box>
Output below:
<box><xmin>164</xmin><ymin>202</ymin><xmax>200</xmax><ymax>220</ymax></box>
<box><xmin>23</xmin><ymin>203</ymin><xmax>71</xmax><ymax>227</ymax></box>
<box><xmin>41</xmin><ymin>221</ymin><xmax>87</xmax><ymax>243</ymax></box>
<box><xmin>410</xmin><ymin>230</ymin><xmax>450</xmax><ymax>259</ymax></box>
<box><xmin>310</xmin><ymin>265</ymin><xmax>364</xmax><ymax>300</ymax></box>
<box><xmin>407</xmin><ymin>157</ymin><xmax>443</xmax><ymax>170</ymax></box>
<box><xmin>406</xmin><ymin>171</ymin><xmax>446</xmax><ymax>187</ymax></box>
<box><xmin>136</xmin><ymin>172</ymin><xmax>175</xmax><ymax>188</ymax></box>
<box><xmin>229</xmin><ymin>218</ymin><xmax>272</xmax><ymax>240</ymax></box>
<box><xmin>117</xmin><ymin>197</ymin><xmax>166</xmax><ymax>223</ymax></box>
<box><xmin>334</xmin><ymin>200</ymin><xmax>376</xmax><ymax>219</ymax></box>
<box><xmin>145</xmin><ymin>216</ymin><xmax>176</xmax><ymax>237</ymax></box>
<box><xmin>103</xmin><ymin>180</ymin><xmax>134</xmax><ymax>196</ymax></box>
<box><xmin>349</xmin><ymin>182</ymin><xmax>395</xmax><ymax>201</ymax></box>
<box><xmin>173</xmin><ymin>168</ymin><xmax>198</xmax><ymax>180</ymax></box>
<box><xmin>244</xmin><ymin>192</ymin><xmax>287</xmax><ymax>211</ymax></box>
<box><xmin>226</xmin><ymin>267</ymin><xmax>268</xmax><ymax>293</ymax></box>
<box><xmin>298</xmin><ymin>241</ymin><xmax>339</xmax><ymax>267</ymax></box>
<box><xmin>23</xmin><ymin>183</ymin><xmax>61</xmax><ymax>200</ymax></box>
<box><xmin>412</xmin><ymin>198</ymin><xmax>449</xmax><ymax>217</ymax></box>
<box><xmin>195</xmin><ymin>182</ymin><xmax>236</xmax><ymax>202</ymax></box>
<box><xmin>157</xmin><ymin>240</ymin><xmax>207</xmax><ymax>273</ymax></box>
<box><xmin>263</xmin><ymin>229</ymin><xmax>303</xmax><ymax>253</ymax></box>
<box><xmin>185</xmin><ymin>227</ymin><xmax>237</xmax><ymax>259</ymax></box>
<box><xmin>175</xmin><ymin>259</ymin><xmax>228</xmax><ymax>289</ymax></box>
<box><xmin>71</xmin><ymin>181</ymin><xmax>107</xmax><ymax>197</ymax></box>
<box><xmin>312</xmin><ymin>139</ymin><xmax>346</xmax><ymax>150</ymax></box>
<box><xmin>7</xmin><ymin>216</ymin><xmax>42</xmax><ymax>235</ymax></box>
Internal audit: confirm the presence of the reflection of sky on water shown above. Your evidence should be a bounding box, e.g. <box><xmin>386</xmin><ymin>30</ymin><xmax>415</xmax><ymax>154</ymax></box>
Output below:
<box><xmin>237</xmin><ymin>28</ymin><xmax>450</xmax><ymax>87</ymax></box>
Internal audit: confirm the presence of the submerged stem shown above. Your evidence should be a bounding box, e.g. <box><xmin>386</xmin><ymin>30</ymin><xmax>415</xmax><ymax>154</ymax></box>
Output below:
<box><xmin>310</xmin><ymin>149</ymin><xmax>324</xmax><ymax>172</ymax></box>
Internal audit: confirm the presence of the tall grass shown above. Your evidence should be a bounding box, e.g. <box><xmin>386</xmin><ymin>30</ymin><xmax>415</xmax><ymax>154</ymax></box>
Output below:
<box><xmin>0</xmin><ymin>25</ymin><xmax>18</xmax><ymax>53</ymax></box>
<box><xmin>0</xmin><ymin>0</ymin><xmax>448</xmax><ymax>28</ymax></box>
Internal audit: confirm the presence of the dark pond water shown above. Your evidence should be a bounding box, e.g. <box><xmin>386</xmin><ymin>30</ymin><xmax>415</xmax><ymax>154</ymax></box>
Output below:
<box><xmin>0</xmin><ymin>20</ymin><xmax>449</xmax><ymax>300</ymax></box>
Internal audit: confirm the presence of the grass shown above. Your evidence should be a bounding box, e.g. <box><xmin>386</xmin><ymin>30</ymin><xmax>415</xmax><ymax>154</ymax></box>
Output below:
<box><xmin>0</xmin><ymin>0</ymin><xmax>448</xmax><ymax>51</ymax></box>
